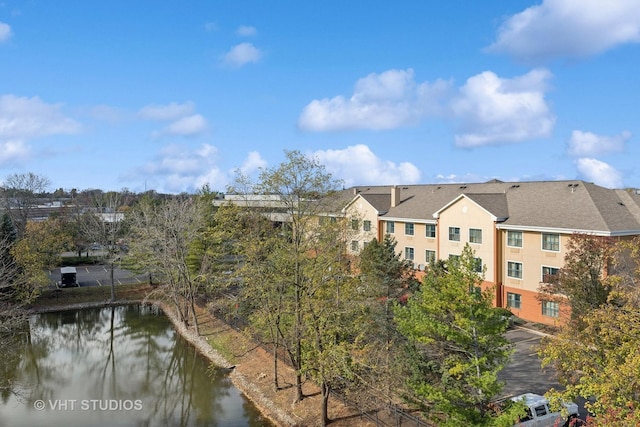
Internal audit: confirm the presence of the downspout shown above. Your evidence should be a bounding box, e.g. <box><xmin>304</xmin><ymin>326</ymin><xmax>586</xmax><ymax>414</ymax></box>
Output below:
<box><xmin>494</xmin><ymin>222</ymin><xmax>503</xmax><ymax>307</ymax></box>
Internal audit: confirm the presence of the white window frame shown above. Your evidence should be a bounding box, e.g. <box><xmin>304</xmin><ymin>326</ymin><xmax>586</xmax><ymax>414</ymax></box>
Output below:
<box><xmin>542</xmin><ymin>300</ymin><xmax>560</xmax><ymax>318</ymax></box>
<box><xmin>405</xmin><ymin>223</ymin><xmax>415</xmax><ymax>236</ymax></box>
<box><xmin>363</xmin><ymin>220</ymin><xmax>371</xmax><ymax>232</ymax></box>
<box><xmin>469</xmin><ymin>228</ymin><xmax>482</xmax><ymax>244</ymax></box>
<box><xmin>506</xmin><ymin>292</ymin><xmax>522</xmax><ymax>309</ymax></box>
<box><xmin>350</xmin><ymin>240</ymin><xmax>359</xmax><ymax>251</ymax></box>
<box><xmin>507</xmin><ymin>261</ymin><xmax>523</xmax><ymax>279</ymax></box>
<box><xmin>386</xmin><ymin>221</ymin><xmax>395</xmax><ymax>234</ymax></box>
<box><xmin>541</xmin><ymin>233</ymin><xmax>560</xmax><ymax>252</ymax></box>
<box><xmin>541</xmin><ymin>266</ymin><xmax>560</xmax><ymax>283</ymax></box>
<box><xmin>425</xmin><ymin>249</ymin><xmax>436</xmax><ymax>263</ymax></box>
<box><xmin>425</xmin><ymin>224</ymin><xmax>436</xmax><ymax>238</ymax></box>
<box><xmin>507</xmin><ymin>230</ymin><xmax>523</xmax><ymax>248</ymax></box>
<box><xmin>448</xmin><ymin>226</ymin><xmax>461</xmax><ymax>241</ymax></box>
<box><xmin>404</xmin><ymin>246</ymin><xmax>415</xmax><ymax>261</ymax></box>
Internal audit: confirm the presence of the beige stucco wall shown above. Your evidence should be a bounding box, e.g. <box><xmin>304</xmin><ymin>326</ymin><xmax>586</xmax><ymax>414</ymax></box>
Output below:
<box><xmin>344</xmin><ymin>196</ymin><xmax>379</xmax><ymax>254</ymax></box>
<box><xmin>437</xmin><ymin>197</ymin><xmax>497</xmax><ymax>282</ymax></box>
<box><xmin>383</xmin><ymin>220</ymin><xmax>438</xmax><ymax>268</ymax></box>
<box><xmin>500</xmin><ymin>230</ymin><xmax>568</xmax><ymax>294</ymax></box>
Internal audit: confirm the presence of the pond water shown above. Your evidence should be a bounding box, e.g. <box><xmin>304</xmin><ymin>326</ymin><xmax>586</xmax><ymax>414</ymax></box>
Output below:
<box><xmin>0</xmin><ymin>305</ymin><xmax>273</xmax><ymax>427</ymax></box>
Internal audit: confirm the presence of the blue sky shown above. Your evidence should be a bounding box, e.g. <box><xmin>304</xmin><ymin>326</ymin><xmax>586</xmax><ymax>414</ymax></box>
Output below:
<box><xmin>1</xmin><ymin>0</ymin><xmax>639</xmax><ymax>194</ymax></box>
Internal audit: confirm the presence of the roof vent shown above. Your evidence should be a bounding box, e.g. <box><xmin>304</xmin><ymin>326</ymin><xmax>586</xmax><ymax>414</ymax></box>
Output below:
<box><xmin>511</xmin><ymin>184</ymin><xmax>520</xmax><ymax>189</ymax></box>
<box><xmin>459</xmin><ymin>185</ymin><xmax>467</xmax><ymax>189</ymax></box>
<box><xmin>618</xmin><ymin>202</ymin><xmax>625</xmax><ymax>206</ymax></box>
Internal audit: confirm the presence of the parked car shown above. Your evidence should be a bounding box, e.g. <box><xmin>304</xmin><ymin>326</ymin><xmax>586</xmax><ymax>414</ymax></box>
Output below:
<box><xmin>510</xmin><ymin>393</ymin><xmax>581</xmax><ymax>427</ymax></box>
<box><xmin>59</xmin><ymin>266</ymin><xmax>79</xmax><ymax>287</ymax></box>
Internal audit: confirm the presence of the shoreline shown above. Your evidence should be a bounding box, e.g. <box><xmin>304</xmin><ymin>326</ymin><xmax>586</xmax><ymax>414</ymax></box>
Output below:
<box><xmin>26</xmin><ymin>297</ymin><xmax>302</xmax><ymax>427</ymax></box>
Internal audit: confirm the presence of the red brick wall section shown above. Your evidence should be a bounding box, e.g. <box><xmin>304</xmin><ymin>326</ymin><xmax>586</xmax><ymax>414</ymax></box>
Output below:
<box><xmin>502</xmin><ymin>286</ymin><xmax>569</xmax><ymax>326</ymax></box>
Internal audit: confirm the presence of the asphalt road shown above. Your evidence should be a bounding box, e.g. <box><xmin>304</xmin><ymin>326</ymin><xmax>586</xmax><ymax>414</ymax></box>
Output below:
<box><xmin>49</xmin><ymin>264</ymin><xmax>148</xmax><ymax>288</ymax></box>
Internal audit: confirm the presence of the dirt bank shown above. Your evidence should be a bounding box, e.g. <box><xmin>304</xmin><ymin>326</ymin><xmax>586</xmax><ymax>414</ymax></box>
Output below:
<box><xmin>29</xmin><ymin>286</ymin><xmax>372</xmax><ymax>426</ymax></box>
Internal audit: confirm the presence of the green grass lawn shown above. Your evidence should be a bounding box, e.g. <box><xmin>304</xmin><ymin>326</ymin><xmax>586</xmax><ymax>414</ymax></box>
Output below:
<box><xmin>30</xmin><ymin>283</ymin><xmax>153</xmax><ymax>310</ymax></box>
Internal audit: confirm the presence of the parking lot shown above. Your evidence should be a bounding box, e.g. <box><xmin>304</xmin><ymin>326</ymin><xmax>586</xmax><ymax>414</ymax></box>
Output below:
<box><xmin>49</xmin><ymin>264</ymin><xmax>149</xmax><ymax>288</ymax></box>
<box><xmin>501</xmin><ymin>327</ymin><xmax>589</xmax><ymax>420</ymax></box>
<box><xmin>500</xmin><ymin>327</ymin><xmax>561</xmax><ymax>398</ymax></box>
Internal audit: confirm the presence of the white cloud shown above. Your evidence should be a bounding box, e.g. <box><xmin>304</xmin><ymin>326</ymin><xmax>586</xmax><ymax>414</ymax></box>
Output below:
<box><xmin>576</xmin><ymin>158</ymin><xmax>623</xmax><ymax>188</ymax></box>
<box><xmin>567</xmin><ymin>130</ymin><xmax>630</xmax><ymax>157</ymax></box>
<box><xmin>0</xmin><ymin>95</ymin><xmax>81</xmax><ymax>139</ymax></box>
<box><xmin>312</xmin><ymin>144</ymin><xmax>421</xmax><ymax>187</ymax></box>
<box><xmin>239</xmin><ymin>151</ymin><xmax>267</xmax><ymax>175</ymax></box>
<box><xmin>487</xmin><ymin>0</ymin><xmax>640</xmax><ymax>62</ymax></box>
<box><xmin>138</xmin><ymin>102</ymin><xmax>195</xmax><ymax>121</ymax></box>
<box><xmin>87</xmin><ymin>104</ymin><xmax>127</xmax><ymax>123</ymax></box>
<box><xmin>136</xmin><ymin>143</ymin><xmax>227</xmax><ymax>193</ymax></box>
<box><xmin>138</xmin><ymin>102</ymin><xmax>208</xmax><ymax>138</ymax></box>
<box><xmin>162</xmin><ymin>114</ymin><xmax>208</xmax><ymax>137</ymax></box>
<box><xmin>298</xmin><ymin>69</ymin><xmax>451</xmax><ymax>131</ymax></box>
<box><xmin>204</xmin><ymin>22</ymin><xmax>219</xmax><ymax>32</ymax></box>
<box><xmin>451</xmin><ymin>69</ymin><xmax>555</xmax><ymax>147</ymax></box>
<box><xmin>0</xmin><ymin>22</ymin><xmax>11</xmax><ymax>42</ymax></box>
<box><xmin>222</xmin><ymin>42</ymin><xmax>262</xmax><ymax>67</ymax></box>
<box><xmin>434</xmin><ymin>173</ymin><xmax>493</xmax><ymax>184</ymax></box>
<box><xmin>236</xmin><ymin>25</ymin><xmax>257</xmax><ymax>37</ymax></box>
<box><xmin>0</xmin><ymin>140</ymin><xmax>30</xmax><ymax>164</ymax></box>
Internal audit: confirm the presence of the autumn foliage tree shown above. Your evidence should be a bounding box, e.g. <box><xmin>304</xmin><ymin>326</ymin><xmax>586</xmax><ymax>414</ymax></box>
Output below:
<box><xmin>538</xmin><ymin>233</ymin><xmax>615</xmax><ymax>322</ymax></box>
<box><xmin>10</xmin><ymin>218</ymin><xmax>73</xmax><ymax>302</ymax></box>
<box><xmin>538</xmin><ymin>237</ymin><xmax>640</xmax><ymax>425</ymax></box>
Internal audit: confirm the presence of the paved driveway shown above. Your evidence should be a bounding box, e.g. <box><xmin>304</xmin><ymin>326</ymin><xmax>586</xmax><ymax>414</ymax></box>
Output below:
<box><xmin>49</xmin><ymin>264</ymin><xmax>148</xmax><ymax>287</ymax></box>
<box><xmin>500</xmin><ymin>327</ymin><xmax>590</xmax><ymax>421</ymax></box>
<box><xmin>500</xmin><ymin>328</ymin><xmax>561</xmax><ymax>398</ymax></box>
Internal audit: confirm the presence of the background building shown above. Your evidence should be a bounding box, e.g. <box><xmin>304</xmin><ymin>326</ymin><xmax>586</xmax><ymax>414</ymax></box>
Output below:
<box><xmin>342</xmin><ymin>180</ymin><xmax>640</xmax><ymax>325</ymax></box>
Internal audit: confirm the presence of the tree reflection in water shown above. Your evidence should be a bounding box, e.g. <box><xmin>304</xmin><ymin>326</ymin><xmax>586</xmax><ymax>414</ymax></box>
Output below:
<box><xmin>0</xmin><ymin>305</ymin><xmax>271</xmax><ymax>427</ymax></box>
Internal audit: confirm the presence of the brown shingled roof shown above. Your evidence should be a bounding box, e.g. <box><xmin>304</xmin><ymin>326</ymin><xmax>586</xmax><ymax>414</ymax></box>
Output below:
<box><xmin>339</xmin><ymin>180</ymin><xmax>640</xmax><ymax>235</ymax></box>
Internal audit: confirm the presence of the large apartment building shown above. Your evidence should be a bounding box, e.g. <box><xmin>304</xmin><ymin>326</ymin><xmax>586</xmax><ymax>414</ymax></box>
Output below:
<box><xmin>340</xmin><ymin>180</ymin><xmax>640</xmax><ymax>325</ymax></box>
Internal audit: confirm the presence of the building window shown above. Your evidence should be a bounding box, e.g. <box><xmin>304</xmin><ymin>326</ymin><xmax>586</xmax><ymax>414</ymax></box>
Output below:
<box><xmin>542</xmin><ymin>233</ymin><xmax>560</xmax><ymax>251</ymax></box>
<box><xmin>449</xmin><ymin>227</ymin><xmax>461</xmax><ymax>241</ymax></box>
<box><xmin>507</xmin><ymin>292</ymin><xmax>522</xmax><ymax>309</ymax></box>
<box><xmin>386</xmin><ymin>221</ymin><xmax>395</xmax><ymax>234</ymax></box>
<box><xmin>473</xmin><ymin>257</ymin><xmax>483</xmax><ymax>273</ymax></box>
<box><xmin>507</xmin><ymin>261</ymin><xmax>523</xmax><ymax>279</ymax></box>
<box><xmin>542</xmin><ymin>301</ymin><xmax>560</xmax><ymax>318</ymax></box>
<box><xmin>351</xmin><ymin>219</ymin><xmax>359</xmax><ymax>231</ymax></box>
<box><xmin>507</xmin><ymin>230</ymin><xmax>523</xmax><ymax>248</ymax></box>
<box><xmin>405</xmin><ymin>223</ymin><xmax>415</xmax><ymax>236</ymax></box>
<box><xmin>351</xmin><ymin>240</ymin><xmax>359</xmax><ymax>251</ymax></box>
<box><xmin>426</xmin><ymin>224</ymin><xmax>436</xmax><ymax>238</ymax></box>
<box><xmin>363</xmin><ymin>220</ymin><xmax>371</xmax><ymax>232</ymax></box>
<box><xmin>425</xmin><ymin>250</ymin><xmax>436</xmax><ymax>263</ymax></box>
<box><xmin>469</xmin><ymin>228</ymin><xmax>482</xmax><ymax>244</ymax></box>
<box><xmin>542</xmin><ymin>266</ymin><xmax>560</xmax><ymax>283</ymax></box>
<box><xmin>405</xmin><ymin>247</ymin><xmax>414</xmax><ymax>261</ymax></box>
<box><xmin>448</xmin><ymin>254</ymin><xmax>460</xmax><ymax>266</ymax></box>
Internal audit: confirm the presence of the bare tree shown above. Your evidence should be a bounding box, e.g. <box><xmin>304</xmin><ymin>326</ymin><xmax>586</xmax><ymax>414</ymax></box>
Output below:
<box><xmin>126</xmin><ymin>195</ymin><xmax>205</xmax><ymax>335</ymax></box>
<box><xmin>0</xmin><ymin>229</ymin><xmax>29</xmax><ymax>399</ymax></box>
<box><xmin>77</xmin><ymin>190</ymin><xmax>132</xmax><ymax>301</ymax></box>
<box><xmin>1</xmin><ymin>172</ymin><xmax>51</xmax><ymax>238</ymax></box>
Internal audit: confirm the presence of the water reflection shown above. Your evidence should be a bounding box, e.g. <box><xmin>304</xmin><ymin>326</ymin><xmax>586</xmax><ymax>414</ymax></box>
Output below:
<box><xmin>0</xmin><ymin>305</ymin><xmax>272</xmax><ymax>427</ymax></box>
